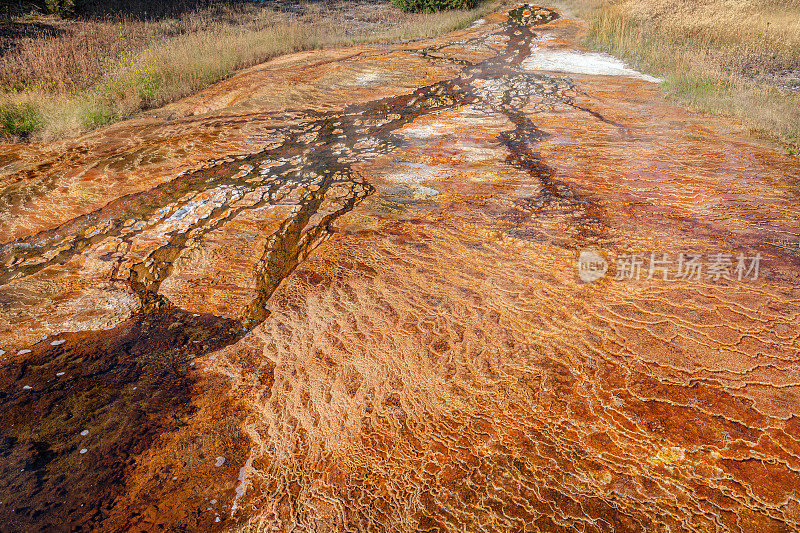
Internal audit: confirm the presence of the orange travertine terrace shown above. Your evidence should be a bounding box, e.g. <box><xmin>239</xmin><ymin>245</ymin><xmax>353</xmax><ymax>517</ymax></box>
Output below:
<box><xmin>1</xmin><ymin>5</ymin><xmax>799</xmax><ymax>532</ymax></box>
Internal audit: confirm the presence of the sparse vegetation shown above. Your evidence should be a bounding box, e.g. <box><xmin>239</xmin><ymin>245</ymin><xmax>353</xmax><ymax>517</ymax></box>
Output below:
<box><xmin>0</xmin><ymin>0</ymin><xmax>493</xmax><ymax>141</ymax></box>
<box><xmin>556</xmin><ymin>0</ymin><xmax>800</xmax><ymax>153</ymax></box>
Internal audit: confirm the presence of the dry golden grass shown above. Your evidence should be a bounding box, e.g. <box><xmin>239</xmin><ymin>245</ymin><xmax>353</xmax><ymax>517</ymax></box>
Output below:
<box><xmin>556</xmin><ymin>0</ymin><xmax>800</xmax><ymax>153</ymax></box>
<box><xmin>0</xmin><ymin>19</ymin><xmax>151</xmax><ymax>92</ymax></box>
<box><xmin>0</xmin><ymin>1</ymin><xmax>497</xmax><ymax>141</ymax></box>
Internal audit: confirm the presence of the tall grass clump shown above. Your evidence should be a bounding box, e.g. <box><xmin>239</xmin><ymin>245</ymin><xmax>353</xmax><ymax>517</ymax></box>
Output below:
<box><xmin>0</xmin><ymin>101</ymin><xmax>42</xmax><ymax>137</ymax></box>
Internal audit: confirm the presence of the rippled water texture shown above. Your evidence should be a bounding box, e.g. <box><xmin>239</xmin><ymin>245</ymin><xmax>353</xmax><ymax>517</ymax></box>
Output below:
<box><xmin>1</xmin><ymin>5</ymin><xmax>800</xmax><ymax>532</ymax></box>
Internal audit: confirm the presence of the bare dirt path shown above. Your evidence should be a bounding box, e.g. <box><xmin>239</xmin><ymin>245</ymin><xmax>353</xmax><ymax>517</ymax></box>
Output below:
<box><xmin>0</xmin><ymin>5</ymin><xmax>799</xmax><ymax>532</ymax></box>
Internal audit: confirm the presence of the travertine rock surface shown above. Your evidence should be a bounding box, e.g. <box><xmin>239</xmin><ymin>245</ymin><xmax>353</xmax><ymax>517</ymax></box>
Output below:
<box><xmin>1</xmin><ymin>5</ymin><xmax>799</xmax><ymax>532</ymax></box>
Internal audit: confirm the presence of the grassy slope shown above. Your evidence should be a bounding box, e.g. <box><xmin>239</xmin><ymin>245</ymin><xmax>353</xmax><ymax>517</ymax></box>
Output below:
<box><xmin>0</xmin><ymin>1</ymin><xmax>497</xmax><ymax>142</ymax></box>
<box><xmin>556</xmin><ymin>0</ymin><xmax>800</xmax><ymax>153</ymax></box>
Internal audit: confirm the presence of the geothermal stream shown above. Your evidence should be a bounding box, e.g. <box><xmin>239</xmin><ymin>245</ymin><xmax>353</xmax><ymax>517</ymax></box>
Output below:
<box><xmin>1</xmin><ymin>5</ymin><xmax>800</xmax><ymax>532</ymax></box>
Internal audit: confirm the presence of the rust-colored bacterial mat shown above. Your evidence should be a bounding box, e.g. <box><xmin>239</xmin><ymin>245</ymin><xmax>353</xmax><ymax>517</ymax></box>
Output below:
<box><xmin>1</xmin><ymin>4</ymin><xmax>799</xmax><ymax>532</ymax></box>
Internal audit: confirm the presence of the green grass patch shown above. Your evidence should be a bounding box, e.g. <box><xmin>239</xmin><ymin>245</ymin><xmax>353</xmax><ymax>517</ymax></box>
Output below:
<box><xmin>0</xmin><ymin>102</ymin><xmax>43</xmax><ymax>137</ymax></box>
<box><xmin>391</xmin><ymin>0</ymin><xmax>479</xmax><ymax>14</ymax></box>
<box><xmin>81</xmin><ymin>105</ymin><xmax>117</xmax><ymax>129</ymax></box>
<box><xmin>661</xmin><ymin>72</ymin><xmax>733</xmax><ymax>106</ymax></box>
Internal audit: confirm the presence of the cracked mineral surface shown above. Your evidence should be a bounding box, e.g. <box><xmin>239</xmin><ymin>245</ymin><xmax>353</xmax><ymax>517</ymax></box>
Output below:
<box><xmin>1</xmin><ymin>4</ymin><xmax>799</xmax><ymax>532</ymax></box>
